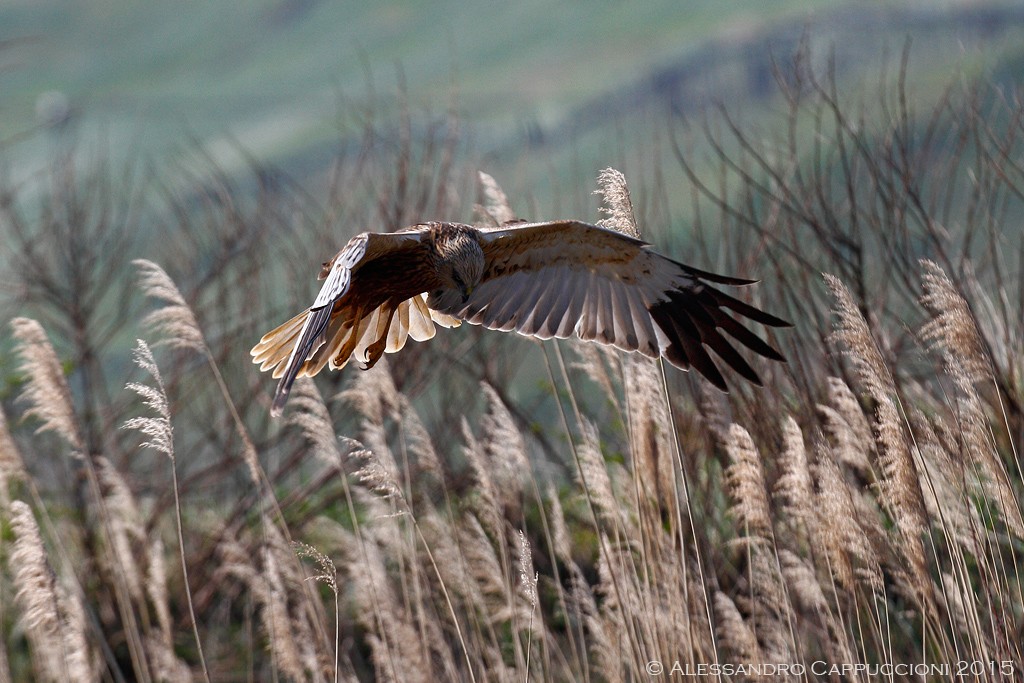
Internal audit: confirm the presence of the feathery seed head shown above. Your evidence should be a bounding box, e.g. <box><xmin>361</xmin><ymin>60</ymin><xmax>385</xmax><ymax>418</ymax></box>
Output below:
<box><xmin>294</xmin><ymin>541</ymin><xmax>338</xmax><ymax>594</ymax></box>
<box><xmin>594</xmin><ymin>168</ymin><xmax>640</xmax><ymax>238</ymax></box>
<box><xmin>133</xmin><ymin>259</ymin><xmax>207</xmax><ymax>353</ymax></box>
<box><xmin>724</xmin><ymin>424</ymin><xmax>773</xmax><ymax>540</ymax></box>
<box><xmin>476</xmin><ymin>171</ymin><xmax>518</xmax><ymax>225</ymax></box>
<box><xmin>10</xmin><ymin>317</ymin><xmax>83</xmax><ymax>451</ymax></box>
<box><xmin>121</xmin><ymin>339</ymin><xmax>174</xmax><ymax>460</ymax></box>
<box><xmin>9</xmin><ymin>500</ymin><xmax>94</xmax><ymax>682</ymax></box>
<box><xmin>0</xmin><ymin>405</ymin><xmax>28</xmax><ymax>508</ymax></box>
<box><xmin>517</xmin><ymin>530</ymin><xmax>538</xmax><ymax>608</ymax></box>
<box><xmin>823</xmin><ymin>273</ymin><xmax>894</xmax><ymax>401</ymax></box>
<box><xmin>918</xmin><ymin>259</ymin><xmax>991</xmax><ymax>387</ymax></box>
<box><xmin>774</xmin><ymin>416</ymin><xmax>814</xmax><ymax>524</ymax></box>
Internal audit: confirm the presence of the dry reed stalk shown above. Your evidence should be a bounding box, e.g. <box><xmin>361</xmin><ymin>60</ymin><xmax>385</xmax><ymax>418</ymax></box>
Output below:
<box><xmin>957</xmin><ymin>389</ymin><xmax>1024</xmax><ymax>538</ymax></box>
<box><xmin>544</xmin><ymin>340</ymin><xmax>649</xmax><ymax>672</ymax></box>
<box><xmin>346</xmin><ymin>409</ymin><xmax>479</xmax><ymax>683</ymax></box>
<box><xmin>773</xmin><ymin>416</ymin><xmax>814</xmax><ymax>528</ymax></box>
<box><xmin>778</xmin><ymin>549</ymin><xmax>827</xmax><ymax>615</ymax></box>
<box><xmin>939</xmin><ymin>572</ymin><xmax>970</xmax><ymax>638</ymax></box>
<box><xmin>146</xmin><ymin>537</ymin><xmax>174</xmax><ymax>648</ymax></box>
<box><xmin>259</xmin><ymin>534</ymin><xmax>309</xmax><ymax>680</ymax></box>
<box><xmin>823</xmin><ymin>275</ymin><xmax>895</xmax><ymax>401</ymax></box>
<box><xmin>337</xmin><ymin>356</ymin><xmax>402</xmax><ymax>426</ymax></box>
<box><xmin>477</xmin><ymin>393</ymin><xmax>540</xmax><ymax>675</ymax></box>
<box><xmin>460</xmin><ymin>417</ymin><xmax>505</xmax><ymax>543</ymax></box>
<box><xmin>961</xmin><ymin>264</ymin><xmax>1021</xmax><ymax>384</ymax></box>
<box><xmin>294</xmin><ymin>541</ymin><xmax>340</xmax><ymax>683</ymax></box>
<box><xmin>144</xmin><ymin>634</ymin><xmax>192</xmax><ymax>683</ymax></box>
<box><xmin>457</xmin><ymin>514</ymin><xmax>515</xmax><ymax>623</ymax></box>
<box><xmin>346</xmin><ymin>422</ymin><xmax>478</xmax><ymax>683</ymax></box>
<box><xmin>350</xmin><ymin>537</ymin><xmax>431</xmax><ymax>683</ymax></box>
<box><xmin>287</xmin><ymin>378</ymin><xmax>343</xmax><ymax>469</ymax></box>
<box><xmin>95</xmin><ymin>457</ymin><xmax>146</xmax><ymax>602</ymax></box>
<box><xmin>697</xmin><ymin>383</ymin><xmax>732</xmax><ymax>446</ymax></box>
<box><xmin>475</xmin><ymin>171</ymin><xmax>518</xmax><ymax>225</ymax></box>
<box><xmin>480</xmin><ymin>382</ymin><xmax>532</xmax><ymax>512</ymax></box>
<box><xmin>575</xmin><ymin>419</ymin><xmax>622</xmax><ymax>529</ymax></box>
<box><xmin>812</xmin><ymin>443</ymin><xmax>882</xmax><ymax>591</ymax></box>
<box><xmin>516</xmin><ymin>531</ymin><xmax>539</xmax><ymax>612</ymax></box>
<box><xmin>545</xmin><ymin>484</ymin><xmax>574</xmax><ymax>566</ymax></box>
<box><xmin>417</xmin><ymin>508</ymin><xmax>494</xmax><ymax>655</ymax></box>
<box><xmin>723</xmin><ymin>424</ymin><xmax>773</xmax><ymax>541</ymax></box>
<box><xmin>583</xmin><ymin>548</ymin><xmax>625</xmax><ymax>682</ymax></box>
<box><xmin>8</xmin><ymin>500</ymin><xmax>95</xmax><ymax>683</ymax></box>
<box><xmin>918</xmin><ymin>262</ymin><xmax>1024</xmax><ymax>643</ymax></box>
<box><xmin>244</xmin><ymin>519</ymin><xmax>327</xmax><ymax>681</ymax></box>
<box><xmin>0</xmin><ymin>406</ymin><xmax>27</xmax><ymax>510</ymax></box>
<box><xmin>10</xmin><ymin>317</ymin><xmax>83</xmax><ymax>451</ymax></box>
<box><xmin>350</xmin><ymin>438</ymin><xmax>403</xmax><ymax>502</ymax></box>
<box><xmin>919</xmin><ymin>260</ymin><xmax>992</xmax><ymax>388</ymax></box>
<box><xmin>871</xmin><ymin>397</ymin><xmax>930</xmax><ymax>600</ymax></box>
<box><xmin>622</xmin><ymin>355</ymin><xmax>674</xmax><ymax>512</ymax></box>
<box><xmin>571</xmin><ymin>340</ymin><xmax>622</xmax><ymax>417</ymax></box>
<box><xmin>778</xmin><ymin>550</ymin><xmax>855</xmax><ymax>669</ymax></box>
<box><xmin>121</xmin><ymin>338</ymin><xmax>211</xmax><ymax>683</ymax></box>
<box><xmin>517</xmin><ymin>529</ymin><xmax>540</xmax><ymax>681</ymax></box>
<box><xmin>748</xmin><ymin>549</ymin><xmax>796</xmax><ymax>663</ymax></box>
<box><xmin>14</xmin><ymin>323</ymin><xmax>152</xmax><ymax>680</ymax></box>
<box><xmin>133</xmin><ymin>259</ymin><xmax>207</xmax><ymax>354</ymax></box>
<box><xmin>819</xmin><ymin>377</ymin><xmax>873</xmax><ymax>474</ymax></box>
<box><xmin>912</xmin><ymin>414</ymin><xmax>980</xmax><ymax>555</ymax></box>
<box><xmin>594</xmin><ymin>167</ymin><xmax>640</xmax><ymax>239</ymax></box>
<box><xmin>919</xmin><ymin>260</ymin><xmax>1024</xmax><ymax>538</ymax></box>
<box><xmin>724</xmin><ymin>425</ymin><xmax>801</xmax><ymax>664</ymax></box>
<box><xmin>133</xmin><ymin>259</ymin><xmax>266</xmax><ymax>495</ymax></box>
<box><xmin>398</xmin><ymin>397</ymin><xmax>445</xmax><ymax>481</ymax></box>
<box><xmin>713</xmin><ymin>592</ymin><xmax>762</xmax><ymax>665</ymax></box>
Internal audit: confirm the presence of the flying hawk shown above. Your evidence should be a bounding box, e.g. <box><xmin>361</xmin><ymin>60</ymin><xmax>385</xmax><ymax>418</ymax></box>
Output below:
<box><xmin>251</xmin><ymin>220</ymin><xmax>789</xmax><ymax>416</ymax></box>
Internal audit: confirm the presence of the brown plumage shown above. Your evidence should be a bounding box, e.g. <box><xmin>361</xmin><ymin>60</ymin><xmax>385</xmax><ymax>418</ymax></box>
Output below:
<box><xmin>251</xmin><ymin>220</ymin><xmax>790</xmax><ymax>416</ymax></box>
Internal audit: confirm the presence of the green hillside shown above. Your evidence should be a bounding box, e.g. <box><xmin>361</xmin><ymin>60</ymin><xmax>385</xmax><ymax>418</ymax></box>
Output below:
<box><xmin>4</xmin><ymin>1</ymin><xmax>1023</xmax><ymax>189</ymax></box>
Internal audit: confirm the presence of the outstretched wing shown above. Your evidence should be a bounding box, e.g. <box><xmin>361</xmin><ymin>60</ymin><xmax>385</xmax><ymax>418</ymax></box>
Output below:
<box><xmin>442</xmin><ymin>220</ymin><xmax>789</xmax><ymax>390</ymax></box>
<box><xmin>251</xmin><ymin>228</ymin><xmax>444</xmax><ymax>416</ymax></box>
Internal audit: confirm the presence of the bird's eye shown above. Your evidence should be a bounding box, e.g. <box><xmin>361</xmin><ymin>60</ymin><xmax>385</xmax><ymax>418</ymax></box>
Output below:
<box><xmin>452</xmin><ymin>273</ymin><xmax>465</xmax><ymax>288</ymax></box>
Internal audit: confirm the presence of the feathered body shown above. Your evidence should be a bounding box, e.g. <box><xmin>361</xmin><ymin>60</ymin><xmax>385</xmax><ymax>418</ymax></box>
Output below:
<box><xmin>251</xmin><ymin>220</ymin><xmax>790</xmax><ymax>416</ymax></box>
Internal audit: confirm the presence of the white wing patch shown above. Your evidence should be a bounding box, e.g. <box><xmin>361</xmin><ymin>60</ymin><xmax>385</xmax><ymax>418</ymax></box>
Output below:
<box><xmin>312</xmin><ymin>233</ymin><xmax>367</xmax><ymax>308</ymax></box>
<box><xmin>452</xmin><ymin>247</ymin><xmax>679</xmax><ymax>359</ymax></box>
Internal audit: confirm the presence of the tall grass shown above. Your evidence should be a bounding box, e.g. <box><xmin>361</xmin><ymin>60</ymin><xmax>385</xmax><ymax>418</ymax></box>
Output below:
<box><xmin>1</xmin><ymin>51</ymin><xmax>1022</xmax><ymax>680</ymax></box>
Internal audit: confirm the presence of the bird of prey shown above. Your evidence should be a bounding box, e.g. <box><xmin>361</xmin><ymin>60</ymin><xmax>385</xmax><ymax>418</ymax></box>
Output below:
<box><xmin>251</xmin><ymin>220</ymin><xmax>789</xmax><ymax>416</ymax></box>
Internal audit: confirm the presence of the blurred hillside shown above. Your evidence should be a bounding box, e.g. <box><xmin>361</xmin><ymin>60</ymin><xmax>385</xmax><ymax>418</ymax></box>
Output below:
<box><xmin>3</xmin><ymin>0</ymin><xmax>1024</xmax><ymax>192</ymax></box>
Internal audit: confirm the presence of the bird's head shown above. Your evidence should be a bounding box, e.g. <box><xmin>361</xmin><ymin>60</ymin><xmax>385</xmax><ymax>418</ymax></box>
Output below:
<box><xmin>433</xmin><ymin>227</ymin><xmax>485</xmax><ymax>305</ymax></box>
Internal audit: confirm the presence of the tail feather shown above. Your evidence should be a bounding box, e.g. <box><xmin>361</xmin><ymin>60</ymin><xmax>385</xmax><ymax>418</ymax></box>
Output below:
<box><xmin>251</xmin><ymin>312</ymin><xmax>306</xmax><ymax>369</ymax></box>
<box><xmin>270</xmin><ymin>304</ymin><xmax>334</xmax><ymax>417</ymax></box>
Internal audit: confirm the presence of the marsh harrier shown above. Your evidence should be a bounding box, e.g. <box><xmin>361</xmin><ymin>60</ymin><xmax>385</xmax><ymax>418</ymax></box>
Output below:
<box><xmin>251</xmin><ymin>220</ymin><xmax>789</xmax><ymax>415</ymax></box>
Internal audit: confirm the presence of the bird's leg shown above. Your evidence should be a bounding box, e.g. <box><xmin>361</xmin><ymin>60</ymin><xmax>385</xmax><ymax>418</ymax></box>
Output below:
<box><xmin>363</xmin><ymin>305</ymin><xmax>398</xmax><ymax>369</ymax></box>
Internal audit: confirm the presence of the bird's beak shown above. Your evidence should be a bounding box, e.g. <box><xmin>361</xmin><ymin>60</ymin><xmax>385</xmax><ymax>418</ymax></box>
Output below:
<box><xmin>460</xmin><ymin>284</ymin><xmax>474</xmax><ymax>303</ymax></box>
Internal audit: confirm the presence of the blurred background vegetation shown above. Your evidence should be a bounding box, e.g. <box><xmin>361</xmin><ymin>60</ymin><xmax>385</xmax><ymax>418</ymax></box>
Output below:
<box><xmin>2</xmin><ymin>2</ymin><xmax>1024</xmax><ymax>681</ymax></box>
<box><xmin>4</xmin><ymin>0</ymin><xmax>1024</xmax><ymax>401</ymax></box>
